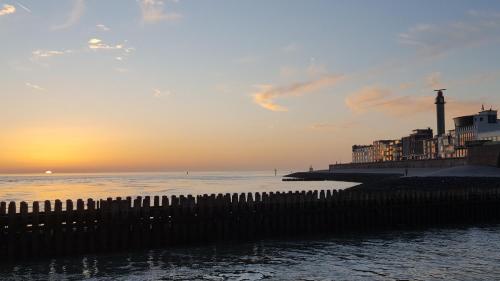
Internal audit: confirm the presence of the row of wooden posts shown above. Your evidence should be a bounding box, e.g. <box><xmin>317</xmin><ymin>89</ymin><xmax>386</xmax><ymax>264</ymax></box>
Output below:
<box><xmin>1</xmin><ymin>187</ymin><xmax>500</xmax><ymax>261</ymax></box>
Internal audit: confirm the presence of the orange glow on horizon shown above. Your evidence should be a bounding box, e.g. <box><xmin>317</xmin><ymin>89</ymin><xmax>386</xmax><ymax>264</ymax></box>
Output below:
<box><xmin>0</xmin><ymin>123</ymin><xmax>350</xmax><ymax>173</ymax></box>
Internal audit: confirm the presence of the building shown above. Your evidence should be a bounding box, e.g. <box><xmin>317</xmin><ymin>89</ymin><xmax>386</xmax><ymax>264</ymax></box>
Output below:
<box><xmin>453</xmin><ymin>115</ymin><xmax>475</xmax><ymax>158</ymax></box>
<box><xmin>352</xmin><ymin>145</ymin><xmax>374</xmax><ymax>164</ymax></box>
<box><xmin>475</xmin><ymin>109</ymin><xmax>500</xmax><ymax>141</ymax></box>
<box><xmin>423</xmin><ymin>137</ymin><xmax>439</xmax><ymax>159</ymax></box>
<box><xmin>453</xmin><ymin>108</ymin><xmax>500</xmax><ymax>157</ymax></box>
<box><xmin>373</xmin><ymin>140</ymin><xmax>397</xmax><ymax>162</ymax></box>
<box><xmin>348</xmin><ymin>88</ymin><xmax>500</xmax><ymax>164</ymax></box>
<box><xmin>402</xmin><ymin>128</ymin><xmax>433</xmax><ymax>160</ymax></box>
<box><xmin>388</xmin><ymin>139</ymin><xmax>403</xmax><ymax>161</ymax></box>
<box><xmin>437</xmin><ymin>130</ymin><xmax>456</xmax><ymax>159</ymax></box>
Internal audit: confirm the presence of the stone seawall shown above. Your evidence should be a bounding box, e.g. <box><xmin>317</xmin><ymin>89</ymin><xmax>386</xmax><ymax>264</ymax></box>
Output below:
<box><xmin>330</xmin><ymin>158</ymin><xmax>466</xmax><ymax>171</ymax></box>
<box><xmin>468</xmin><ymin>143</ymin><xmax>500</xmax><ymax>167</ymax></box>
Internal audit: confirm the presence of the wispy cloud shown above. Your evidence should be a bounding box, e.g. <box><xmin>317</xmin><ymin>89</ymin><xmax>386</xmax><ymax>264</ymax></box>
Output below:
<box><xmin>310</xmin><ymin>120</ymin><xmax>359</xmax><ymax>131</ymax></box>
<box><xmin>426</xmin><ymin>72</ymin><xmax>443</xmax><ymax>89</ymax></box>
<box><xmin>279</xmin><ymin>66</ymin><xmax>299</xmax><ymax>78</ymax></box>
<box><xmin>345</xmin><ymin>86</ymin><xmax>481</xmax><ymax>117</ymax></box>
<box><xmin>25</xmin><ymin>82</ymin><xmax>45</xmax><ymax>91</ymax></box>
<box><xmin>252</xmin><ymin>74</ymin><xmax>344</xmax><ymax>112</ymax></box>
<box><xmin>214</xmin><ymin>83</ymin><xmax>231</xmax><ymax>94</ymax></box>
<box><xmin>88</xmin><ymin>38</ymin><xmax>133</xmax><ymax>52</ymax></box>
<box><xmin>31</xmin><ymin>49</ymin><xmax>70</xmax><ymax>60</ymax></box>
<box><xmin>15</xmin><ymin>1</ymin><xmax>30</xmax><ymax>13</ymax></box>
<box><xmin>96</xmin><ymin>24</ymin><xmax>110</xmax><ymax>31</ymax></box>
<box><xmin>398</xmin><ymin>11</ymin><xmax>500</xmax><ymax>58</ymax></box>
<box><xmin>152</xmin><ymin>88</ymin><xmax>171</xmax><ymax>98</ymax></box>
<box><xmin>0</xmin><ymin>4</ymin><xmax>16</xmax><ymax>16</ymax></box>
<box><xmin>138</xmin><ymin>0</ymin><xmax>181</xmax><ymax>23</ymax></box>
<box><xmin>306</xmin><ymin>58</ymin><xmax>327</xmax><ymax>77</ymax></box>
<box><xmin>399</xmin><ymin>82</ymin><xmax>414</xmax><ymax>90</ymax></box>
<box><xmin>233</xmin><ymin>56</ymin><xmax>257</xmax><ymax>64</ymax></box>
<box><xmin>52</xmin><ymin>0</ymin><xmax>85</xmax><ymax>30</ymax></box>
<box><xmin>114</xmin><ymin>67</ymin><xmax>130</xmax><ymax>73</ymax></box>
<box><xmin>283</xmin><ymin>43</ymin><xmax>300</xmax><ymax>53</ymax></box>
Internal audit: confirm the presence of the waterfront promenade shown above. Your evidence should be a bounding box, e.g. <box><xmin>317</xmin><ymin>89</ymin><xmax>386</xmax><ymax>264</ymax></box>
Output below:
<box><xmin>330</xmin><ymin>165</ymin><xmax>500</xmax><ymax>177</ymax></box>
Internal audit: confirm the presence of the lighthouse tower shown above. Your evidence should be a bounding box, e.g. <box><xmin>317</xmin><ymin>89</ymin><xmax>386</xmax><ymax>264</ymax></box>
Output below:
<box><xmin>434</xmin><ymin>89</ymin><xmax>446</xmax><ymax>136</ymax></box>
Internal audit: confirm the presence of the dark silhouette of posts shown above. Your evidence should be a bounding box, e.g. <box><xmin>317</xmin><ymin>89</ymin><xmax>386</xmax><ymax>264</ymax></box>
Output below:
<box><xmin>1</xmin><ymin>186</ymin><xmax>500</xmax><ymax>261</ymax></box>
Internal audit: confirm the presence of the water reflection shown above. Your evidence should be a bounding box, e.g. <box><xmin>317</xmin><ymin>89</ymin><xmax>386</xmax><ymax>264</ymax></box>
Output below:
<box><xmin>2</xmin><ymin>225</ymin><xmax>500</xmax><ymax>280</ymax></box>
<box><xmin>0</xmin><ymin>172</ymin><xmax>355</xmax><ymax>205</ymax></box>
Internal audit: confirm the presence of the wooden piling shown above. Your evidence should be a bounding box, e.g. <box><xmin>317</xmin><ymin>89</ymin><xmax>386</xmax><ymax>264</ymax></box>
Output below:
<box><xmin>1</xmin><ymin>186</ymin><xmax>500</xmax><ymax>261</ymax></box>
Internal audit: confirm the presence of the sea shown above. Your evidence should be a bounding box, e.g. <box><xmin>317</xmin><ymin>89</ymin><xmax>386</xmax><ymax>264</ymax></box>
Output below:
<box><xmin>0</xmin><ymin>171</ymin><xmax>354</xmax><ymax>206</ymax></box>
<box><xmin>0</xmin><ymin>171</ymin><xmax>499</xmax><ymax>280</ymax></box>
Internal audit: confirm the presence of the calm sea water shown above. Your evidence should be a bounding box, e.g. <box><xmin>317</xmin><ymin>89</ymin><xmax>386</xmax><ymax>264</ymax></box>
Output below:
<box><xmin>1</xmin><ymin>172</ymin><xmax>499</xmax><ymax>280</ymax></box>
<box><xmin>1</xmin><ymin>225</ymin><xmax>500</xmax><ymax>280</ymax></box>
<box><xmin>0</xmin><ymin>171</ymin><xmax>355</xmax><ymax>205</ymax></box>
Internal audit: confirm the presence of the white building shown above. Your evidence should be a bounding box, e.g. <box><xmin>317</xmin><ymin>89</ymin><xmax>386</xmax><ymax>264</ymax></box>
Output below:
<box><xmin>474</xmin><ymin>109</ymin><xmax>500</xmax><ymax>141</ymax></box>
<box><xmin>453</xmin><ymin>108</ymin><xmax>500</xmax><ymax>157</ymax></box>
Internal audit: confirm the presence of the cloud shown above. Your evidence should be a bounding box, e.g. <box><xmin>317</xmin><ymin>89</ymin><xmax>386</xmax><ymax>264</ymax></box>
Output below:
<box><xmin>399</xmin><ymin>82</ymin><xmax>413</xmax><ymax>90</ymax></box>
<box><xmin>426</xmin><ymin>72</ymin><xmax>443</xmax><ymax>89</ymax></box>
<box><xmin>233</xmin><ymin>56</ymin><xmax>257</xmax><ymax>64</ymax></box>
<box><xmin>252</xmin><ymin>74</ymin><xmax>344</xmax><ymax>112</ymax></box>
<box><xmin>345</xmin><ymin>86</ymin><xmax>481</xmax><ymax>117</ymax></box>
<box><xmin>96</xmin><ymin>24</ymin><xmax>110</xmax><ymax>31</ymax></box>
<box><xmin>25</xmin><ymin>82</ymin><xmax>45</xmax><ymax>91</ymax></box>
<box><xmin>52</xmin><ymin>0</ymin><xmax>85</xmax><ymax>30</ymax></box>
<box><xmin>0</xmin><ymin>4</ymin><xmax>16</xmax><ymax>16</ymax></box>
<box><xmin>15</xmin><ymin>2</ymin><xmax>31</xmax><ymax>13</ymax></box>
<box><xmin>279</xmin><ymin>66</ymin><xmax>299</xmax><ymax>78</ymax></box>
<box><xmin>398</xmin><ymin>11</ymin><xmax>500</xmax><ymax>58</ymax></box>
<box><xmin>283</xmin><ymin>43</ymin><xmax>300</xmax><ymax>53</ymax></box>
<box><xmin>152</xmin><ymin>88</ymin><xmax>171</xmax><ymax>98</ymax></box>
<box><xmin>306</xmin><ymin>58</ymin><xmax>327</xmax><ymax>77</ymax></box>
<box><xmin>310</xmin><ymin>120</ymin><xmax>359</xmax><ymax>131</ymax></box>
<box><xmin>31</xmin><ymin>49</ymin><xmax>69</xmax><ymax>59</ymax></box>
<box><xmin>88</xmin><ymin>38</ymin><xmax>132</xmax><ymax>51</ymax></box>
<box><xmin>138</xmin><ymin>0</ymin><xmax>181</xmax><ymax>23</ymax></box>
<box><xmin>214</xmin><ymin>83</ymin><xmax>231</xmax><ymax>94</ymax></box>
<box><xmin>114</xmin><ymin>67</ymin><xmax>130</xmax><ymax>73</ymax></box>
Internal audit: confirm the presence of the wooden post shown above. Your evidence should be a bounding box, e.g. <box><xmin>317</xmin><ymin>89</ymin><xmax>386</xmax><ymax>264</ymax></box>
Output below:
<box><xmin>64</xmin><ymin>199</ymin><xmax>74</xmax><ymax>255</ymax></box>
<box><xmin>161</xmin><ymin>195</ymin><xmax>170</xmax><ymax>246</ymax></box>
<box><xmin>43</xmin><ymin>200</ymin><xmax>52</xmax><ymax>257</ymax></box>
<box><xmin>74</xmin><ymin>199</ymin><xmax>84</xmax><ymax>254</ymax></box>
<box><xmin>142</xmin><ymin>196</ymin><xmax>151</xmax><ymax>247</ymax></box>
<box><xmin>54</xmin><ymin>200</ymin><xmax>63</xmax><ymax>256</ymax></box>
<box><xmin>7</xmin><ymin>202</ymin><xmax>17</xmax><ymax>260</ymax></box>
<box><xmin>131</xmin><ymin>196</ymin><xmax>142</xmax><ymax>249</ymax></box>
<box><xmin>19</xmin><ymin>202</ymin><xmax>28</xmax><ymax>258</ymax></box>
<box><xmin>87</xmin><ymin>199</ymin><xmax>96</xmax><ymax>253</ymax></box>
<box><xmin>32</xmin><ymin>201</ymin><xmax>40</xmax><ymax>258</ymax></box>
<box><xmin>261</xmin><ymin>192</ymin><xmax>269</xmax><ymax>237</ymax></box>
<box><xmin>0</xmin><ymin>201</ymin><xmax>5</xmax><ymax>215</ymax></box>
<box><xmin>171</xmin><ymin>195</ymin><xmax>179</xmax><ymax>245</ymax></box>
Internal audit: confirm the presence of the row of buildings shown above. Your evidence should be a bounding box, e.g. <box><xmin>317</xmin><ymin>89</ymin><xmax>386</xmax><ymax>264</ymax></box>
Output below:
<box><xmin>352</xmin><ymin>90</ymin><xmax>500</xmax><ymax>163</ymax></box>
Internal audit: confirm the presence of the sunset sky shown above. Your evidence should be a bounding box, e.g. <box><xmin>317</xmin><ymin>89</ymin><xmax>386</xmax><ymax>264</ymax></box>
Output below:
<box><xmin>1</xmin><ymin>0</ymin><xmax>500</xmax><ymax>173</ymax></box>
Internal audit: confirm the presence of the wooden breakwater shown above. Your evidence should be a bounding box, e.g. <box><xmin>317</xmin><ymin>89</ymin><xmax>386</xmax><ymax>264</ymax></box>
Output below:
<box><xmin>2</xmin><ymin>187</ymin><xmax>500</xmax><ymax>261</ymax></box>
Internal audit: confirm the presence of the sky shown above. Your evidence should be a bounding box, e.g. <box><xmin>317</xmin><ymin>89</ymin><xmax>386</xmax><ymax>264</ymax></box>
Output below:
<box><xmin>1</xmin><ymin>0</ymin><xmax>500</xmax><ymax>173</ymax></box>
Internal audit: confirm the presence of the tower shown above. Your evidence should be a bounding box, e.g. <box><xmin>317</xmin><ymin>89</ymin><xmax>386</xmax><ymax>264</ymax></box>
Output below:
<box><xmin>434</xmin><ymin>89</ymin><xmax>446</xmax><ymax>136</ymax></box>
